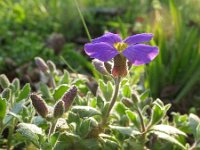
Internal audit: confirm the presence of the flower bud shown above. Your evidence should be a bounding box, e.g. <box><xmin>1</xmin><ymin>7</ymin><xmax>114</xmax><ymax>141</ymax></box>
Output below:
<box><xmin>112</xmin><ymin>54</ymin><xmax>128</xmax><ymax>78</ymax></box>
<box><xmin>47</xmin><ymin>60</ymin><xmax>56</xmax><ymax>73</ymax></box>
<box><xmin>30</xmin><ymin>93</ymin><xmax>49</xmax><ymax>118</ymax></box>
<box><xmin>35</xmin><ymin>57</ymin><xmax>49</xmax><ymax>73</ymax></box>
<box><xmin>53</xmin><ymin>100</ymin><xmax>65</xmax><ymax>118</ymax></box>
<box><xmin>92</xmin><ymin>59</ymin><xmax>109</xmax><ymax>75</ymax></box>
<box><xmin>122</xmin><ymin>98</ymin><xmax>133</xmax><ymax>108</ymax></box>
<box><xmin>132</xmin><ymin>91</ymin><xmax>140</xmax><ymax>103</ymax></box>
<box><xmin>12</xmin><ymin>78</ymin><xmax>20</xmax><ymax>92</ymax></box>
<box><xmin>2</xmin><ymin>88</ymin><xmax>11</xmax><ymax>100</ymax></box>
<box><xmin>0</xmin><ymin>74</ymin><xmax>10</xmax><ymax>89</ymax></box>
<box><xmin>62</xmin><ymin>86</ymin><xmax>77</xmax><ymax>111</ymax></box>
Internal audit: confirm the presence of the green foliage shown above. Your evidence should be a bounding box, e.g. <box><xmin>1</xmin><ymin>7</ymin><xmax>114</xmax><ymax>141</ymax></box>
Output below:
<box><xmin>16</xmin><ymin>83</ymin><xmax>31</xmax><ymax>102</ymax></box>
<box><xmin>17</xmin><ymin>123</ymin><xmax>44</xmax><ymax>148</ymax></box>
<box><xmin>1</xmin><ymin>58</ymin><xmax>200</xmax><ymax>150</ymax></box>
<box><xmin>0</xmin><ymin>0</ymin><xmax>200</xmax><ymax>149</ymax></box>
<box><xmin>145</xmin><ymin>0</ymin><xmax>200</xmax><ymax>105</ymax></box>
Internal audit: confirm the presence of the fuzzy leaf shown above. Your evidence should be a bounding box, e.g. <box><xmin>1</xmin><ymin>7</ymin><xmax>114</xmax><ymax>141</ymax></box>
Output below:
<box><xmin>110</xmin><ymin>125</ymin><xmax>140</xmax><ymax>136</ymax></box>
<box><xmin>152</xmin><ymin>131</ymin><xmax>186</xmax><ymax>149</ymax></box>
<box><xmin>17</xmin><ymin>123</ymin><xmax>43</xmax><ymax>135</ymax></box>
<box><xmin>140</xmin><ymin>90</ymin><xmax>150</xmax><ymax>101</ymax></box>
<box><xmin>126</xmin><ymin>110</ymin><xmax>140</xmax><ymax>130</ymax></box>
<box><xmin>189</xmin><ymin>113</ymin><xmax>200</xmax><ymax>135</ymax></box>
<box><xmin>39</xmin><ymin>83</ymin><xmax>51</xmax><ymax>99</ymax></box>
<box><xmin>115</xmin><ymin>102</ymin><xmax>127</xmax><ymax>115</ymax></box>
<box><xmin>122</xmin><ymin>84</ymin><xmax>131</xmax><ymax>98</ymax></box>
<box><xmin>150</xmin><ymin>103</ymin><xmax>164</xmax><ymax>125</ymax></box>
<box><xmin>79</xmin><ymin>119</ymin><xmax>91</xmax><ymax>137</ymax></box>
<box><xmin>71</xmin><ymin>106</ymin><xmax>101</xmax><ymax>117</ymax></box>
<box><xmin>98</xmin><ymin>80</ymin><xmax>113</xmax><ymax>101</ymax></box>
<box><xmin>151</xmin><ymin>124</ymin><xmax>186</xmax><ymax>136</ymax></box>
<box><xmin>196</xmin><ymin>123</ymin><xmax>200</xmax><ymax>140</ymax></box>
<box><xmin>16</xmin><ymin>83</ymin><xmax>31</xmax><ymax>102</ymax></box>
<box><xmin>54</xmin><ymin>132</ymin><xmax>81</xmax><ymax>150</ymax></box>
<box><xmin>53</xmin><ymin>84</ymin><xmax>69</xmax><ymax>101</ymax></box>
<box><xmin>17</xmin><ymin>123</ymin><xmax>43</xmax><ymax>148</ymax></box>
<box><xmin>4</xmin><ymin>100</ymin><xmax>25</xmax><ymax>125</ymax></box>
<box><xmin>59</xmin><ymin>70</ymin><xmax>70</xmax><ymax>84</ymax></box>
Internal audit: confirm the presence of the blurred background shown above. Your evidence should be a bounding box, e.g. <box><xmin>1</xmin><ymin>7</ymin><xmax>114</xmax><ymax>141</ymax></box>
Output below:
<box><xmin>0</xmin><ymin>0</ymin><xmax>200</xmax><ymax>113</ymax></box>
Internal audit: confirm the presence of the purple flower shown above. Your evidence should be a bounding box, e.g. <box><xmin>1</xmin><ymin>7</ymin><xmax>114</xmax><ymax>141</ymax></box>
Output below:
<box><xmin>84</xmin><ymin>32</ymin><xmax>159</xmax><ymax>66</ymax></box>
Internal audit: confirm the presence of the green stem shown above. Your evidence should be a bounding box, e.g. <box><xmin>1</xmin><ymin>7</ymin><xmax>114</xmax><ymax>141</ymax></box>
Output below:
<box><xmin>135</xmin><ymin>108</ymin><xmax>145</xmax><ymax>132</ymax></box>
<box><xmin>7</xmin><ymin>93</ymin><xmax>15</xmax><ymax>150</ymax></box>
<box><xmin>102</xmin><ymin>77</ymin><xmax>121</xmax><ymax>126</ymax></box>
<box><xmin>60</xmin><ymin>56</ymin><xmax>78</xmax><ymax>73</ymax></box>
<box><xmin>7</xmin><ymin>120</ymin><xmax>15</xmax><ymax>150</ymax></box>
<box><xmin>74</xmin><ymin>0</ymin><xmax>92</xmax><ymax>41</ymax></box>
<box><xmin>135</xmin><ymin>107</ymin><xmax>147</xmax><ymax>149</ymax></box>
<box><xmin>48</xmin><ymin>120</ymin><xmax>58</xmax><ymax>141</ymax></box>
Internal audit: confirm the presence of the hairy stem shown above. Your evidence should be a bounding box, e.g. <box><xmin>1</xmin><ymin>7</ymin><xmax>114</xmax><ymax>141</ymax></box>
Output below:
<box><xmin>136</xmin><ymin>108</ymin><xmax>145</xmax><ymax>132</ymax></box>
<box><xmin>48</xmin><ymin>120</ymin><xmax>58</xmax><ymax>141</ymax></box>
<box><xmin>7</xmin><ymin>120</ymin><xmax>15</xmax><ymax>150</ymax></box>
<box><xmin>102</xmin><ymin>77</ymin><xmax>121</xmax><ymax>126</ymax></box>
<box><xmin>135</xmin><ymin>107</ymin><xmax>147</xmax><ymax>149</ymax></box>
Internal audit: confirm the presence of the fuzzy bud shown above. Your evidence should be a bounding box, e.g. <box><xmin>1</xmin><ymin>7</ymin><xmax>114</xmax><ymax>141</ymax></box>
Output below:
<box><xmin>35</xmin><ymin>57</ymin><xmax>49</xmax><ymax>73</ymax></box>
<box><xmin>47</xmin><ymin>60</ymin><xmax>56</xmax><ymax>73</ymax></box>
<box><xmin>12</xmin><ymin>78</ymin><xmax>20</xmax><ymax>92</ymax></box>
<box><xmin>0</xmin><ymin>74</ymin><xmax>10</xmax><ymax>89</ymax></box>
<box><xmin>62</xmin><ymin>86</ymin><xmax>77</xmax><ymax>111</ymax></box>
<box><xmin>2</xmin><ymin>88</ymin><xmax>11</xmax><ymax>100</ymax></box>
<box><xmin>30</xmin><ymin>93</ymin><xmax>49</xmax><ymax>118</ymax></box>
<box><xmin>112</xmin><ymin>54</ymin><xmax>128</xmax><ymax>78</ymax></box>
<box><xmin>92</xmin><ymin>59</ymin><xmax>109</xmax><ymax>75</ymax></box>
<box><xmin>132</xmin><ymin>91</ymin><xmax>140</xmax><ymax>103</ymax></box>
<box><xmin>122</xmin><ymin>98</ymin><xmax>133</xmax><ymax>108</ymax></box>
<box><xmin>53</xmin><ymin>100</ymin><xmax>65</xmax><ymax>118</ymax></box>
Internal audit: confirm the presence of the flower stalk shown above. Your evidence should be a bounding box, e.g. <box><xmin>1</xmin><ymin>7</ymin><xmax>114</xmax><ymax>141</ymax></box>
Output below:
<box><xmin>101</xmin><ymin>77</ymin><xmax>121</xmax><ymax>126</ymax></box>
<box><xmin>48</xmin><ymin>120</ymin><xmax>58</xmax><ymax>141</ymax></box>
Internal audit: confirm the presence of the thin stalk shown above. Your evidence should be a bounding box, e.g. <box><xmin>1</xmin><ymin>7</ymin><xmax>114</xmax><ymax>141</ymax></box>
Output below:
<box><xmin>7</xmin><ymin>94</ymin><xmax>15</xmax><ymax>150</ymax></box>
<box><xmin>135</xmin><ymin>107</ymin><xmax>147</xmax><ymax>149</ymax></box>
<box><xmin>135</xmin><ymin>108</ymin><xmax>145</xmax><ymax>132</ymax></box>
<box><xmin>102</xmin><ymin>77</ymin><xmax>121</xmax><ymax>126</ymax></box>
<box><xmin>60</xmin><ymin>56</ymin><xmax>78</xmax><ymax>74</ymax></box>
<box><xmin>48</xmin><ymin>120</ymin><xmax>58</xmax><ymax>141</ymax></box>
<box><xmin>74</xmin><ymin>0</ymin><xmax>92</xmax><ymax>41</ymax></box>
<box><xmin>7</xmin><ymin>120</ymin><xmax>15</xmax><ymax>150</ymax></box>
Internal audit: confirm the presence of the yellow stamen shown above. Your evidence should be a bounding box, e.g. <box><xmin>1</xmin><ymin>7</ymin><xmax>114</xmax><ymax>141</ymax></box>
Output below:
<box><xmin>114</xmin><ymin>42</ymin><xmax>128</xmax><ymax>52</ymax></box>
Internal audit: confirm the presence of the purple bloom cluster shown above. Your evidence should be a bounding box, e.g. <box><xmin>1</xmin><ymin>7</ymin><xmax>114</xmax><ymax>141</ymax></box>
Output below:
<box><xmin>84</xmin><ymin>32</ymin><xmax>159</xmax><ymax>66</ymax></box>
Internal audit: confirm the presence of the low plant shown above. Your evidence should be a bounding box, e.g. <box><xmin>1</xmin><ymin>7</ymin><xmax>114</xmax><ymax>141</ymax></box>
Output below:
<box><xmin>1</xmin><ymin>33</ymin><xmax>200</xmax><ymax>150</ymax></box>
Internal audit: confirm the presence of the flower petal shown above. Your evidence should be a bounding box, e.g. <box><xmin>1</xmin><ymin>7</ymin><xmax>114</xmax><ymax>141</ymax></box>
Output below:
<box><xmin>124</xmin><ymin>33</ymin><xmax>153</xmax><ymax>45</ymax></box>
<box><xmin>122</xmin><ymin>44</ymin><xmax>159</xmax><ymax>66</ymax></box>
<box><xmin>92</xmin><ymin>32</ymin><xmax>122</xmax><ymax>45</ymax></box>
<box><xmin>84</xmin><ymin>42</ymin><xmax>119</xmax><ymax>62</ymax></box>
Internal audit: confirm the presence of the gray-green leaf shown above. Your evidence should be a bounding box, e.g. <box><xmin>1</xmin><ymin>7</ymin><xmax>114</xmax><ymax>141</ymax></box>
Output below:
<box><xmin>71</xmin><ymin>106</ymin><xmax>101</xmax><ymax>118</ymax></box>
<box><xmin>16</xmin><ymin>83</ymin><xmax>31</xmax><ymax>102</ymax></box>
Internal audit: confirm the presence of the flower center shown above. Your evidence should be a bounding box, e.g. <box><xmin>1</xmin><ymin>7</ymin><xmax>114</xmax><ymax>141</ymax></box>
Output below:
<box><xmin>114</xmin><ymin>42</ymin><xmax>128</xmax><ymax>52</ymax></box>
